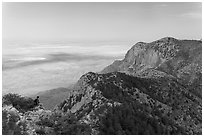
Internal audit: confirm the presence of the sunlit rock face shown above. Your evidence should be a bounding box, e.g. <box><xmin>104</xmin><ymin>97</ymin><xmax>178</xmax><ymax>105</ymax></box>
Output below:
<box><xmin>102</xmin><ymin>37</ymin><xmax>202</xmax><ymax>97</ymax></box>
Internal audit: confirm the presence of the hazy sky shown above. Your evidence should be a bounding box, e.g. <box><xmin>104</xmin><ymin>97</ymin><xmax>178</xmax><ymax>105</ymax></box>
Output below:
<box><xmin>3</xmin><ymin>2</ymin><xmax>202</xmax><ymax>43</ymax></box>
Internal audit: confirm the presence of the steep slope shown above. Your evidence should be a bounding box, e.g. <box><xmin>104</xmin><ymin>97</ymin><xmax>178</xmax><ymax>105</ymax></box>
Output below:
<box><xmin>101</xmin><ymin>37</ymin><xmax>202</xmax><ymax>97</ymax></box>
<box><xmin>56</xmin><ymin>71</ymin><xmax>201</xmax><ymax>134</ymax></box>
<box><xmin>52</xmin><ymin>37</ymin><xmax>202</xmax><ymax>135</ymax></box>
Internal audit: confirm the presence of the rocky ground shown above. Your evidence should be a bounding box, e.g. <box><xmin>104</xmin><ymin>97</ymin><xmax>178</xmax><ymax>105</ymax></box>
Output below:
<box><xmin>2</xmin><ymin>104</ymin><xmax>52</xmax><ymax>135</ymax></box>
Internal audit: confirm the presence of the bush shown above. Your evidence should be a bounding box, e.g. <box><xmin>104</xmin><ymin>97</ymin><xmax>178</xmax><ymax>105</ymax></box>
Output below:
<box><xmin>52</xmin><ymin>113</ymin><xmax>91</xmax><ymax>135</ymax></box>
<box><xmin>2</xmin><ymin>109</ymin><xmax>27</xmax><ymax>135</ymax></box>
<box><xmin>36</xmin><ymin>112</ymin><xmax>92</xmax><ymax>135</ymax></box>
<box><xmin>35</xmin><ymin>128</ymin><xmax>46</xmax><ymax>135</ymax></box>
<box><xmin>3</xmin><ymin>93</ymin><xmax>35</xmax><ymax>112</ymax></box>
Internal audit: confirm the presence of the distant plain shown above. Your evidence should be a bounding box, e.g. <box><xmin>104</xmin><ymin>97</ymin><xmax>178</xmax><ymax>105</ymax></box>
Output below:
<box><xmin>2</xmin><ymin>42</ymin><xmax>130</xmax><ymax>96</ymax></box>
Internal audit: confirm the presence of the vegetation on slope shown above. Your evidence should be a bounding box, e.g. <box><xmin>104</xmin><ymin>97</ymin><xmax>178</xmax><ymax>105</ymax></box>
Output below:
<box><xmin>99</xmin><ymin>103</ymin><xmax>186</xmax><ymax>135</ymax></box>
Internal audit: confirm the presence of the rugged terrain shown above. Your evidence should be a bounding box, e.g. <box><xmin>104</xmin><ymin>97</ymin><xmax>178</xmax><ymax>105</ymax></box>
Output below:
<box><xmin>3</xmin><ymin>37</ymin><xmax>202</xmax><ymax>135</ymax></box>
<box><xmin>55</xmin><ymin>37</ymin><xmax>202</xmax><ymax>134</ymax></box>
<box><xmin>57</xmin><ymin>71</ymin><xmax>201</xmax><ymax>134</ymax></box>
<box><xmin>102</xmin><ymin>37</ymin><xmax>202</xmax><ymax>97</ymax></box>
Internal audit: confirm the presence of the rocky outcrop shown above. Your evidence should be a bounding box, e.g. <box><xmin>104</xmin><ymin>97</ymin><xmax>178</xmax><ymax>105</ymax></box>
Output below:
<box><xmin>56</xmin><ymin>72</ymin><xmax>122</xmax><ymax>134</ymax></box>
<box><xmin>101</xmin><ymin>37</ymin><xmax>202</xmax><ymax>97</ymax></box>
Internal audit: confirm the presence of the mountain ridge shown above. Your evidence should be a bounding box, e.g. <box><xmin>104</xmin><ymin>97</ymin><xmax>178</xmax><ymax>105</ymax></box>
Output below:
<box><xmin>101</xmin><ymin>37</ymin><xmax>202</xmax><ymax>97</ymax></box>
<box><xmin>53</xmin><ymin>37</ymin><xmax>202</xmax><ymax>134</ymax></box>
<box><xmin>56</xmin><ymin>70</ymin><xmax>201</xmax><ymax>134</ymax></box>
<box><xmin>3</xmin><ymin>37</ymin><xmax>201</xmax><ymax>135</ymax></box>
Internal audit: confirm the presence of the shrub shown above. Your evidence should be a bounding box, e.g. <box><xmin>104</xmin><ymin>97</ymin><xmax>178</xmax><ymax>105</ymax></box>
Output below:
<box><xmin>36</xmin><ymin>112</ymin><xmax>92</xmax><ymax>135</ymax></box>
<box><xmin>3</xmin><ymin>93</ymin><xmax>35</xmax><ymax>112</ymax></box>
<box><xmin>2</xmin><ymin>109</ymin><xmax>27</xmax><ymax>135</ymax></box>
<box><xmin>35</xmin><ymin>128</ymin><xmax>46</xmax><ymax>135</ymax></box>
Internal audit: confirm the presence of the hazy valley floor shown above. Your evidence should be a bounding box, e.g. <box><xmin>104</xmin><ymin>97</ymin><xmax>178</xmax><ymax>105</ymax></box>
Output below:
<box><xmin>3</xmin><ymin>43</ymin><xmax>128</xmax><ymax>96</ymax></box>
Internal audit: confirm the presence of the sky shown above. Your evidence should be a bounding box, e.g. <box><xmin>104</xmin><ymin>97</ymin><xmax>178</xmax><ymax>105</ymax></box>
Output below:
<box><xmin>2</xmin><ymin>2</ymin><xmax>202</xmax><ymax>44</ymax></box>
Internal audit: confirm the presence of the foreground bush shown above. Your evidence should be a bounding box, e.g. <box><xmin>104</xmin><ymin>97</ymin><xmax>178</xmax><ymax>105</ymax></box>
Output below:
<box><xmin>3</xmin><ymin>93</ymin><xmax>35</xmax><ymax>112</ymax></box>
<box><xmin>2</xmin><ymin>106</ymin><xmax>27</xmax><ymax>135</ymax></box>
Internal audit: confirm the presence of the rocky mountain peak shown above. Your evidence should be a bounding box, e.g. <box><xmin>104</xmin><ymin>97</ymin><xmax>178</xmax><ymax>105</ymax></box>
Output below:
<box><xmin>101</xmin><ymin>37</ymin><xmax>201</xmax><ymax>97</ymax></box>
<box><xmin>157</xmin><ymin>37</ymin><xmax>178</xmax><ymax>43</ymax></box>
<box><xmin>124</xmin><ymin>37</ymin><xmax>180</xmax><ymax>64</ymax></box>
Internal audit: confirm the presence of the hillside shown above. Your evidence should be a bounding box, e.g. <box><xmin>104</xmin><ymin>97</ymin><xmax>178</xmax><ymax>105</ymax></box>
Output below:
<box><xmin>3</xmin><ymin>37</ymin><xmax>202</xmax><ymax>135</ymax></box>
<box><xmin>54</xmin><ymin>37</ymin><xmax>202</xmax><ymax>134</ymax></box>
<box><xmin>101</xmin><ymin>37</ymin><xmax>202</xmax><ymax>97</ymax></box>
<box><xmin>55</xmin><ymin>71</ymin><xmax>201</xmax><ymax>134</ymax></box>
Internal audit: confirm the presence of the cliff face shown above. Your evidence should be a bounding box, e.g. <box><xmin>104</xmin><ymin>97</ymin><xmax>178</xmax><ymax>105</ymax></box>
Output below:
<box><xmin>102</xmin><ymin>37</ymin><xmax>202</xmax><ymax>97</ymax></box>
<box><xmin>54</xmin><ymin>37</ymin><xmax>202</xmax><ymax>135</ymax></box>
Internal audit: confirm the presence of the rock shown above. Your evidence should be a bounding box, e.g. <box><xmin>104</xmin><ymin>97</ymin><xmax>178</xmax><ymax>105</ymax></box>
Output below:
<box><xmin>101</xmin><ymin>37</ymin><xmax>202</xmax><ymax>97</ymax></box>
